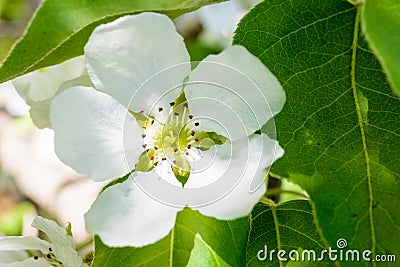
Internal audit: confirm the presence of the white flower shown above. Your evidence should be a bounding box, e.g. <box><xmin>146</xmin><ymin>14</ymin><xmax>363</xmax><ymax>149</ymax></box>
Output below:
<box><xmin>49</xmin><ymin>12</ymin><xmax>286</xmax><ymax>247</ymax></box>
<box><xmin>197</xmin><ymin>0</ymin><xmax>246</xmax><ymax>47</ymax></box>
<box><xmin>0</xmin><ymin>217</ymin><xmax>87</xmax><ymax>267</ymax></box>
<box><xmin>12</xmin><ymin>56</ymin><xmax>90</xmax><ymax>129</ymax></box>
<box><xmin>0</xmin><ymin>81</ymin><xmax>29</xmax><ymax>117</ymax></box>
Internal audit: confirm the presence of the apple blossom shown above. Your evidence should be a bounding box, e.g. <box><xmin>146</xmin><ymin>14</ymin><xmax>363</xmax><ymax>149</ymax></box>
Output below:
<box><xmin>49</xmin><ymin>12</ymin><xmax>285</xmax><ymax>247</ymax></box>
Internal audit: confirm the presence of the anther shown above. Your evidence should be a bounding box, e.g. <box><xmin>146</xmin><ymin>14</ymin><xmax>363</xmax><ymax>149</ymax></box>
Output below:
<box><xmin>191</xmin><ymin>131</ymin><xmax>195</xmax><ymax>136</ymax></box>
<box><xmin>189</xmin><ymin>115</ymin><xmax>193</xmax><ymax>119</ymax></box>
<box><xmin>141</xmin><ymin>133</ymin><xmax>146</xmax><ymax>138</ymax></box>
<box><xmin>142</xmin><ymin>126</ymin><xmax>146</xmax><ymax>129</ymax></box>
<box><xmin>194</xmin><ymin>122</ymin><xmax>199</xmax><ymax>126</ymax></box>
<box><xmin>158</xmin><ymin>107</ymin><xmax>163</xmax><ymax>112</ymax></box>
<box><xmin>170</xmin><ymin>102</ymin><xmax>175</xmax><ymax>106</ymax></box>
<box><xmin>185</xmin><ymin>152</ymin><xmax>189</xmax><ymax>155</ymax></box>
<box><xmin>162</xmin><ymin>157</ymin><xmax>166</xmax><ymax>161</ymax></box>
<box><xmin>173</xmin><ymin>160</ymin><xmax>177</xmax><ymax>164</ymax></box>
<box><xmin>34</xmin><ymin>256</ymin><xmax>39</xmax><ymax>260</ymax></box>
<box><xmin>151</xmin><ymin>120</ymin><xmax>155</xmax><ymax>125</ymax></box>
<box><xmin>174</xmin><ymin>148</ymin><xmax>178</xmax><ymax>153</ymax></box>
<box><xmin>175</xmin><ymin>112</ymin><xmax>179</xmax><ymax>116</ymax></box>
<box><xmin>49</xmin><ymin>248</ymin><xmax>52</xmax><ymax>252</ymax></box>
<box><xmin>154</xmin><ymin>146</ymin><xmax>158</xmax><ymax>150</ymax></box>
<box><xmin>184</xmin><ymin>103</ymin><xmax>188</xmax><ymax>108</ymax></box>
<box><xmin>47</xmin><ymin>254</ymin><xmax>51</xmax><ymax>259</ymax></box>
<box><xmin>139</xmin><ymin>110</ymin><xmax>144</xmax><ymax>113</ymax></box>
<box><xmin>188</xmin><ymin>144</ymin><xmax>192</xmax><ymax>149</ymax></box>
<box><xmin>195</xmin><ymin>138</ymin><xmax>199</xmax><ymax>142</ymax></box>
<box><xmin>150</xmin><ymin>156</ymin><xmax>155</xmax><ymax>160</ymax></box>
<box><xmin>142</xmin><ymin>144</ymin><xmax>147</xmax><ymax>149</ymax></box>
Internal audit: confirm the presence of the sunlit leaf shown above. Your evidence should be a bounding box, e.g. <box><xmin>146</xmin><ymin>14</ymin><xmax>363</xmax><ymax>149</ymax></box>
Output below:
<box><xmin>362</xmin><ymin>0</ymin><xmax>400</xmax><ymax>96</ymax></box>
<box><xmin>0</xmin><ymin>0</ymin><xmax>225</xmax><ymax>83</ymax></box>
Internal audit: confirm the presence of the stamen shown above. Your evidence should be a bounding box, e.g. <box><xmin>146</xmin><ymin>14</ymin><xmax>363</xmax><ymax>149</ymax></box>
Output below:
<box><xmin>150</xmin><ymin>156</ymin><xmax>155</xmax><ymax>160</ymax></box>
<box><xmin>141</xmin><ymin>133</ymin><xmax>146</xmax><ymax>138</ymax></box>
<box><xmin>139</xmin><ymin>110</ymin><xmax>144</xmax><ymax>113</ymax></box>
<box><xmin>158</xmin><ymin>107</ymin><xmax>163</xmax><ymax>112</ymax></box>
<box><xmin>151</xmin><ymin>120</ymin><xmax>155</xmax><ymax>125</ymax></box>
<box><xmin>175</xmin><ymin>112</ymin><xmax>179</xmax><ymax>116</ymax></box>
<box><xmin>47</xmin><ymin>254</ymin><xmax>51</xmax><ymax>259</ymax></box>
<box><xmin>49</xmin><ymin>248</ymin><xmax>52</xmax><ymax>252</ymax></box>
<box><xmin>170</xmin><ymin>102</ymin><xmax>175</xmax><ymax>106</ymax></box>
<box><xmin>173</xmin><ymin>160</ymin><xmax>177</xmax><ymax>164</ymax></box>
<box><xmin>34</xmin><ymin>256</ymin><xmax>39</xmax><ymax>260</ymax></box>
<box><xmin>188</xmin><ymin>144</ymin><xmax>192</xmax><ymax>149</ymax></box>
<box><xmin>194</xmin><ymin>122</ymin><xmax>199</xmax><ymax>126</ymax></box>
<box><xmin>162</xmin><ymin>157</ymin><xmax>166</xmax><ymax>161</ymax></box>
<box><xmin>142</xmin><ymin>144</ymin><xmax>147</xmax><ymax>148</ymax></box>
<box><xmin>185</xmin><ymin>152</ymin><xmax>189</xmax><ymax>155</ymax></box>
<box><xmin>174</xmin><ymin>148</ymin><xmax>178</xmax><ymax>153</ymax></box>
<box><xmin>184</xmin><ymin>103</ymin><xmax>188</xmax><ymax>108</ymax></box>
<box><xmin>195</xmin><ymin>138</ymin><xmax>199</xmax><ymax>142</ymax></box>
<box><xmin>189</xmin><ymin>115</ymin><xmax>193</xmax><ymax>119</ymax></box>
<box><xmin>191</xmin><ymin>131</ymin><xmax>195</xmax><ymax>136</ymax></box>
<box><xmin>154</xmin><ymin>146</ymin><xmax>158</xmax><ymax>150</ymax></box>
<box><xmin>142</xmin><ymin>126</ymin><xmax>146</xmax><ymax>129</ymax></box>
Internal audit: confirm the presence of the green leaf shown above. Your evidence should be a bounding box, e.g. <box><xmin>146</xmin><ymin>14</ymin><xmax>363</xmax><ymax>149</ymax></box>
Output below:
<box><xmin>172</xmin><ymin>158</ymin><xmax>191</xmax><ymax>187</ymax></box>
<box><xmin>234</xmin><ymin>0</ymin><xmax>400</xmax><ymax>265</ymax></box>
<box><xmin>186</xmin><ymin>234</ymin><xmax>230</xmax><ymax>267</ymax></box>
<box><xmin>134</xmin><ymin>150</ymin><xmax>156</xmax><ymax>172</ymax></box>
<box><xmin>247</xmin><ymin>200</ymin><xmax>333</xmax><ymax>267</ymax></box>
<box><xmin>92</xmin><ymin>208</ymin><xmax>249</xmax><ymax>267</ymax></box>
<box><xmin>0</xmin><ymin>0</ymin><xmax>225</xmax><ymax>83</ymax></box>
<box><xmin>195</xmin><ymin>131</ymin><xmax>227</xmax><ymax>150</ymax></box>
<box><xmin>362</xmin><ymin>0</ymin><xmax>400</xmax><ymax>97</ymax></box>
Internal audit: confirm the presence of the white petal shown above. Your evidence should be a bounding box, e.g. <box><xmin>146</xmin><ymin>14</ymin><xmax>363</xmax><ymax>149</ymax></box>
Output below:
<box><xmin>0</xmin><ymin>250</ymin><xmax>28</xmax><ymax>264</ymax></box>
<box><xmin>0</xmin><ymin>236</ymin><xmax>50</xmax><ymax>254</ymax></box>
<box><xmin>185</xmin><ymin>144</ymin><xmax>229</xmax><ymax>189</ymax></box>
<box><xmin>50</xmin><ymin>86</ymin><xmax>142</xmax><ymax>181</ymax></box>
<box><xmin>0</xmin><ymin>82</ymin><xmax>29</xmax><ymax>117</ymax></box>
<box><xmin>31</xmin><ymin>217</ymin><xmax>87</xmax><ymax>267</ymax></box>
<box><xmin>194</xmin><ymin>134</ymin><xmax>284</xmax><ymax>220</ymax></box>
<box><xmin>29</xmin><ymin>75</ymin><xmax>93</xmax><ymax>129</ymax></box>
<box><xmin>197</xmin><ymin>0</ymin><xmax>244</xmax><ymax>47</ymax></box>
<box><xmin>140</xmin><ymin>134</ymin><xmax>283</xmax><ymax>212</ymax></box>
<box><xmin>12</xmin><ymin>56</ymin><xmax>85</xmax><ymax>103</ymax></box>
<box><xmin>31</xmin><ymin>217</ymin><xmax>74</xmax><ymax>249</ymax></box>
<box><xmin>85</xmin><ymin>13</ymin><xmax>190</xmax><ymax>113</ymax></box>
<box><xmin>0</xmin><ymin>257</ymin><xmax>51</xmax><ymax>267</ymax></box>
<box><xmin>186</xmin><ymin>45</ymin><xmax>285</xmax><ymax>141</ymax></box>
<box><xmin>85</xmin><ymin>173</ymin><xmax>181</xmax><ymax>247</ymax></box>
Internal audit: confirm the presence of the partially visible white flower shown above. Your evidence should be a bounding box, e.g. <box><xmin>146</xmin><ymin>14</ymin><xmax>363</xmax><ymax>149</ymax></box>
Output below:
<box><xmin>12</xmin><ymin>56</ymin><xmax>91</xmax><ymax>128</ymax></box>
<box><xmin>0</xmin><ymin>82</ymin><xmax>29</xmax><ymax>117</ymax></box>
<box><xmin>0</xmin><ymin>217</ymin><xmax>87</xmax><ymax>267</ymax></box>
<box><xmin>176</xmin><ymin>0</ymin><xmax>260</xmax><ymax>48</ymax></box>
<box><xmin>50</xmin><ymin>13</ymin><xmax>285</xmax><ymax>247</ymax></box>
<box><xmin>197</xmin><ymin>0</ymin><xmax>245</xmax><ymax>47</ymax></box>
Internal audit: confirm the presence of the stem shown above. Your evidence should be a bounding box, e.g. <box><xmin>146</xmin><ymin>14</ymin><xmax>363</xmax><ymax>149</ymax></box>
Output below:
<box><xmin>76</xmin><ymin>237</ymin><xmax>94</xmax><ymax>251</ymax></box>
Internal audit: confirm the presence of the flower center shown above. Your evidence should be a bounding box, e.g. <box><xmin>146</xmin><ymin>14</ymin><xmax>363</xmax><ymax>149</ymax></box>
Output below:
<box><xmin>132</xmin><ymin>94</ymin><xmax>227</xmax><ymax>187</ymax></box>
<box><xmin>147</xmin><ymin>102</ymin><xmax>199</xmax><ymax>155</ymax></box>
<box><xmin>137</xmin><ymin>100</ymin><xmax>201</xmax><ymax>186</ymax></box>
